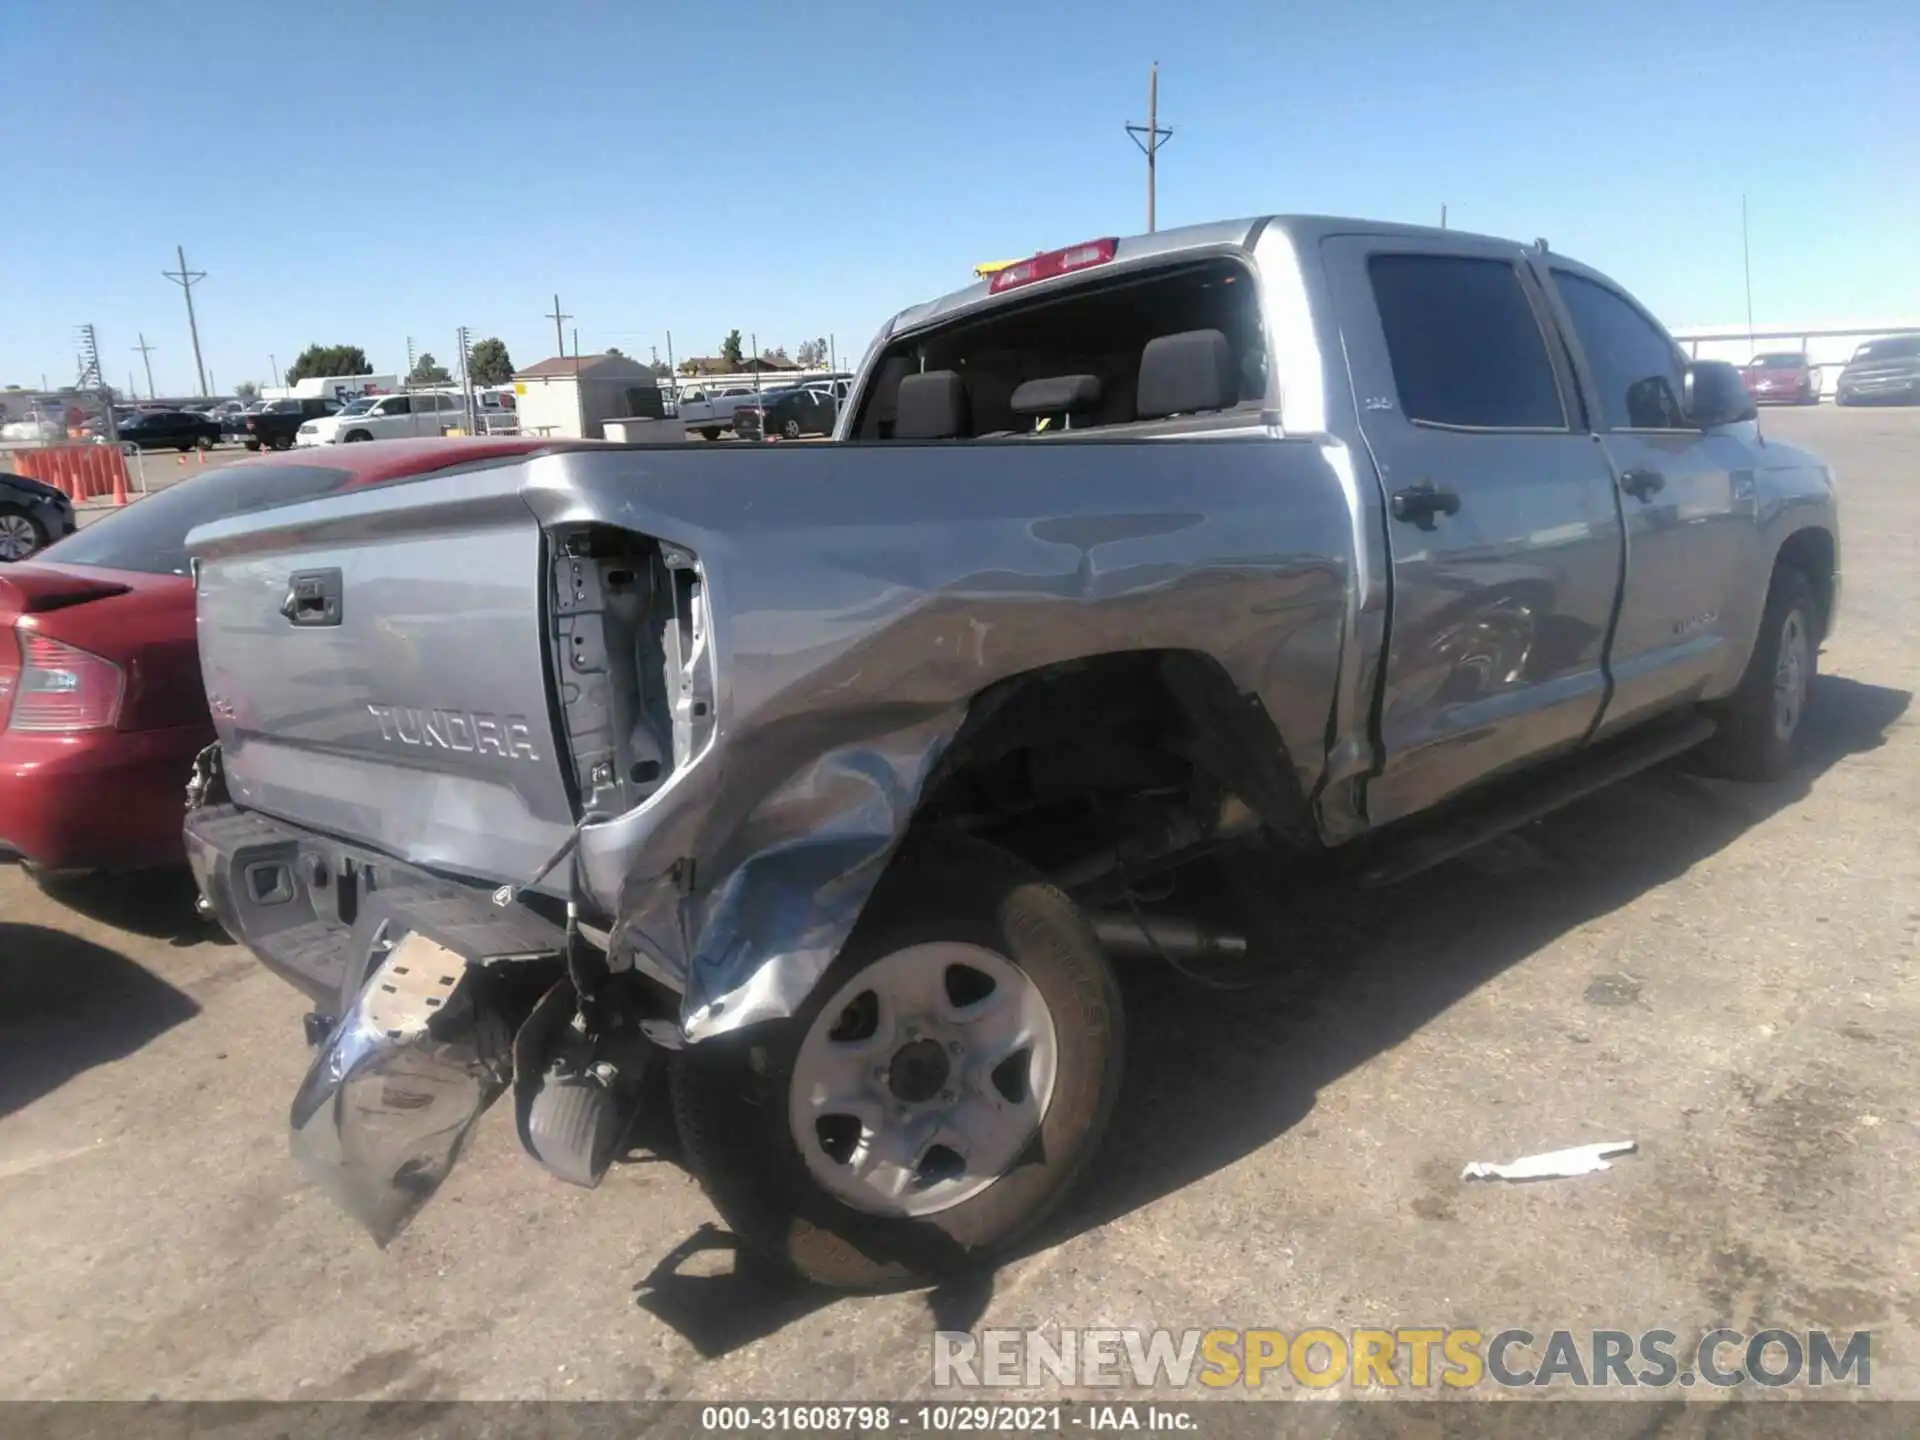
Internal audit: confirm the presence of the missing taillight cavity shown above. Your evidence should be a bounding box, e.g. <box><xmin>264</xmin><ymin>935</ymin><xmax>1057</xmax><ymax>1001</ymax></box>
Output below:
<box><xmin>7</xmin><ymin>629</ymin><xmax>125</xmax><ymax>733</ymax></box>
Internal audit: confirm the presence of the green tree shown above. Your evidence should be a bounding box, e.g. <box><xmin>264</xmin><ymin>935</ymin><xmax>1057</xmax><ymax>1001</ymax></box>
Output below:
<box><xmin>467</xmin><ymin>337</ymin><xmax>514</xmax><ymax>386</ymax></box>
<box><xmin>647</xmin><ymin>360</ymin><xmax>672</xmax><ymax>378</ymax></box>
<box><xmin>720</xmin><ymin>329</ymin><xmax>745</xmax><ymax>368</ymax></box>
<box><xmin>605</xmin><ymin>346</ymin><xmax>625</xmax><ymax>358</ymax></box>
<box><xmin>795</xmin><ymin>337</ymin><xmax>829</xmax><ymax>367</ymax></box>
<box><xmin>408</xmin><ymin>352</ymin><xmax>452</xmax><ymax>384</ymax></box>
<box><xmin>286</xmin><ymin>344</ymin><xmax>372</xmax><ymax>384</ymax></box>
<box><xmin>678</xmin><ymin>358</ymin><xmax>700</xmax><ymax>376</ymax></box>
<box><xmin>234</xmin><ymin>380</ymin><xmax>259</xmax><ymax>399</ymax></box>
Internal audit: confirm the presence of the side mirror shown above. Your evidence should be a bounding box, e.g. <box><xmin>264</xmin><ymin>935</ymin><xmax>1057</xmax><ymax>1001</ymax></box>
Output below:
<box><xmin>1683</xmin><ymin>360</ymin><xmax>1758</xmax><ymax>428</ymax></box>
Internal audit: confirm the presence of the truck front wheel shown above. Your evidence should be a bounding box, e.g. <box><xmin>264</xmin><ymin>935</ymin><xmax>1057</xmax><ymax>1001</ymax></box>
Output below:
<box><xmin>1694</xmin><ymin>564</ymin><xmax>1817</xmax><ymax>781</ymax></box>
<box><xmin>671</xmin><ymin>833</ymin><xmax>1124</xmax><ymax>1290</ymax></box>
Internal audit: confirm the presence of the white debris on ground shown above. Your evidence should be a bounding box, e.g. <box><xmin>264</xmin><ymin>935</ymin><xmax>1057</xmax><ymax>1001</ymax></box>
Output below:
<box><xmin>1461</xmin><ymin>1140</ymin><xmax>1637</xmax><ymax>1182</ymax></box>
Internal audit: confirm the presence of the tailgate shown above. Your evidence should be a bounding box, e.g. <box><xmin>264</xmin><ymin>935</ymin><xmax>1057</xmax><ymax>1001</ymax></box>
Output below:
<box><xmin>189</xmin><ymin>470</ymin><xmax>576</xmax><ymax>888</ymax></box>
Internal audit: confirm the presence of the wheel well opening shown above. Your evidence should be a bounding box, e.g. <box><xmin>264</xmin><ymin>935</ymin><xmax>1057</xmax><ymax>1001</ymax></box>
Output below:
<box><xmin>906</xmin><ymin>650</ymin><xmax>1311</xmax><ymax>897</ymax></box>
<box><xmin>1776</xmin><ymin>528</ymin><xmax>1836</xmax><ymax>641</ymax></box>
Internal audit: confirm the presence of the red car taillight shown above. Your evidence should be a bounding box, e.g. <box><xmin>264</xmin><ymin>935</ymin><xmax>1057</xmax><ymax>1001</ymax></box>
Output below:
<box><xmin>4</xmin><ymin>628</ymin><xmax>124</xmax><ymax>732</ymax></box>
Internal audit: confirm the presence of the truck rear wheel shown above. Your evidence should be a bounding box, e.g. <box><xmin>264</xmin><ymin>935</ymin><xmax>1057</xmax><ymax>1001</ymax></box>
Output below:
<box><xmin>1694</xmin><ymin>564</ymin><xmax>1817</xmax><ymax>782</ymax></box>
<box><xmin>671</xmin><ymin>833</ymin><xmax>1124</xmax><ymax>1290</ymax></box>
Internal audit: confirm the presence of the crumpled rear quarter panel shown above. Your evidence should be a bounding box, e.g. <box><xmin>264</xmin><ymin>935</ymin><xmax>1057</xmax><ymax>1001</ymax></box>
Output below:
<box><xmin>522</xmin><ymin>436</ymin><xmax>1358</xmax><ymax>1039</ymax></box>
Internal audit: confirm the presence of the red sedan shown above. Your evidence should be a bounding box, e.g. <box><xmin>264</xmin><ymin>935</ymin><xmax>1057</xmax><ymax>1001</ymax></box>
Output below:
<box><xmin>0</xmin><ymin>439</ymin><xmax>566</xmax><ymax>873</ymax></box>
<box><xmin>1742</xmin><ymin>351</ymin><xmax>1821</xmax><ymax>405</ymax></box>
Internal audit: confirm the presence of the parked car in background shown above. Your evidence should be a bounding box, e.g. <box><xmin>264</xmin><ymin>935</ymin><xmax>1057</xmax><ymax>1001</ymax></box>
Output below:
<box><xmin>0</xmin><ymin>470</ymin><xmax>77</xmax><ymax>562</ymax></box>
<box><xmin>1743</xmin><ymin>352</ymin><xmax>1820</xmax><ymax>405</ymax></box>
<box><xmin>675</xmin><ymin>385</ymin><xmax>760</xmax><ymax>440</ymax></box>
<box><xmin>1835</xmin><ymin>335</ymin><xmax>1920</xmax><ymax>406</ymax></box>
<box><xmin>296</xmin><ymin>392</ymin><xmax>465</xmax><ymax>445</ymax></box>
<box><xmin>118</xmin><ymin>408</ymin><xmax>222</xmax><ymax>451</ymax></box>
<box><xmin>1</xmin><ymin>415</ymin><xmax>67</xmax><ymax>444</ymax></box>
<box><xmin>733</xmin><ymin>384</ymin><xmax>838</xmax><ymax>440</ymax></box>
<box><xmin>244</xmin><ymin>397</ymin><xmax>340</xmax><ymax>451</ymax></box>
<box><xmin>804</xmin><ymin>374</ymin><xmax>856</xmax><ymax>404</ymax></box>
<box><xmin>0</xmin><ymin>461</ymin><xmax>346</xmax><ymax>871</ymax></box>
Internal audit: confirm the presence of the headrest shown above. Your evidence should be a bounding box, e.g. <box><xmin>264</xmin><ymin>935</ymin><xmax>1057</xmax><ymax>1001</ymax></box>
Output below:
<box><xmin>893</xmin><ymin>370</ymin><xmax>969</xmax><ymax>439</ymax></box>
<box><xmin>1136</xmin><ymin>329</ymin><xmax>1237</xmax><ymax>419</ymax></box>
<box><xmin>1010</xmin><ymin>374</ymin><xmax>1103</xmax><ymax>416</ymax></box>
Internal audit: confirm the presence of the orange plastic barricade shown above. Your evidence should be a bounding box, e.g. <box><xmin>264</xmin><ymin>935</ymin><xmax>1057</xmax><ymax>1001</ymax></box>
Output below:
<box><xmin>12</xmin><ymin>444</ymin><xmax>131</xmax><ymax>505</ymax></box>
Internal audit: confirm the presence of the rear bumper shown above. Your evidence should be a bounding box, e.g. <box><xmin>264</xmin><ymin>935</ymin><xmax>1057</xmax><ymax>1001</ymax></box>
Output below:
<box><xmin>0</xmin><ymin>725</ymin><xmax>207</xmax><ymax>871</ymax></box>
<box><xmin>184</xmin><ymin>802</ymin><xmax>566</xmax><ymax>1006</ymax></box>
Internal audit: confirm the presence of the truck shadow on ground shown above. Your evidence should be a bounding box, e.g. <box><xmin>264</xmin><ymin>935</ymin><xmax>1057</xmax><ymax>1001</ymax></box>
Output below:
<box><xmin>631</xmin><ymin>674</ymin><xmax>1909</xmax><ymax>1356</ymax></box>
<box><xmin>29</xmin><ymin>866</ymin><xmax>231</xmax><ymax>949</ymax></box>
<box><xmin>0</xmin><ymin>923</ymin><xmax>202</xmax><ymax>1120</ymax></box>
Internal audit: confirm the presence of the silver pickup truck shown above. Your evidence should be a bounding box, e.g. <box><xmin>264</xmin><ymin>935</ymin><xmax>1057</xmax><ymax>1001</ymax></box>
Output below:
<box><xmin>183</xmin><ymin>214</ymin><xmax>1839</xmax><ymax>1290</ymax></box>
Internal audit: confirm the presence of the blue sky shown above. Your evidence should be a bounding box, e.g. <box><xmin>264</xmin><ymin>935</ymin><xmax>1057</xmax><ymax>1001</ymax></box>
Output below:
<box><xmin>2</xmin><ymin>0</ymin><xmax>1913</xmax><ymax>396</ymax></box>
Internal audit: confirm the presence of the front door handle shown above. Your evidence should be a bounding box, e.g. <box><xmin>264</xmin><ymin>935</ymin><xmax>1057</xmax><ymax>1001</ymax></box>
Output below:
<box><xmin>1390</xmin><ymin>483</ymin><xmax>1462</xmax><ymax>530</ymax></box>
<box><xmin>1620</xmin><ymin>467</ymin><xmax>1667</xmax><ymax>501</ymax></box>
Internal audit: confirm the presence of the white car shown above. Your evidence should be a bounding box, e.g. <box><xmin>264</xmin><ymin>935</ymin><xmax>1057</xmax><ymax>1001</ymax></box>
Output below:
<box><xmin>295</xmin><ymin>392</ymin><xmax>467</xmax><ymax>446</ymax></box>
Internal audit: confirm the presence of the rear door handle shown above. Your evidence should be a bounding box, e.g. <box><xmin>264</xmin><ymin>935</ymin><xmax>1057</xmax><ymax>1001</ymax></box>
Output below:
<box><xmin>280</xmin><ymin>568</ymin><xmax>343</xmax><ymax>627</ymax></box>
<box><xmin>1620</xmin><ymin>467</ymin><xmax>1667</xmax><ymax>501</ymax></box>
<box><xmin>1390</xmin><ymin>483</ymin><xmax>1462</xmax><ymax>530</ymax></box>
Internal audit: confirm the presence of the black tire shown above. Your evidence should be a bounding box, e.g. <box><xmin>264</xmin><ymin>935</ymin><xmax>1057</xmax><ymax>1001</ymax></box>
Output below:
<box><xmin>343</xmin><ymin>430</ymin><xmax>372</xmax><ymax>443</ymax></box>
<box><xmin>176</xmin><ymin>439</ymin><xmax>193</xmax><ymax>452</ymax></box>
<box><xmin>272</xmin><ymin>434</ymin><xmax>295</xmax><ymax>451</ymax></box>
<box><xmin>1694</xmin><ymin>565</ymin><xmax>1817</xmax><ymax>781</ymax></box>
<box><xmin>196</xmin><ymin>433</ymin><xmax>215</xmax><ymax>451</ymax></box>
<box><xmin>701</xmin><ymin>427</ymin><xmax>721</xmax><ymax>442</ymax></box>
<box><xmin>243</xmin><ymin>439</ymin><xmax>261</xmax><ymax>452</ymax></box>
<box><xmin>783</xmin><ymin>417</ymin><xmax>802</xmax><ymax>440</ymax></box>
<box><xmin>671</xmin><ymin>832</ymin><xmax>1124</xmax><ymax>1290</ymax></box>
<box><xmin>1834</xmin><ymin>391</ymin><xmax>1850</xmax><ymax>408</ymax></box>
<box><xmin>0</xmin><ymin>504</ymin><xmax>49</xmax><ymax>564</ymax></box>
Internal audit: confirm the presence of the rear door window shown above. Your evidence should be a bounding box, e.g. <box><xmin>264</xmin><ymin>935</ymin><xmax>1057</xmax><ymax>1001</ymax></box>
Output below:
<box><xmin>38</xmin><ymin>465</ymin><xmax>353</xmax><ymax>576</ymax></box>
<box><xmin>1367</xmin><ymin>254</ymin><xmax>1567</xmax><ymax>429</ymax></box>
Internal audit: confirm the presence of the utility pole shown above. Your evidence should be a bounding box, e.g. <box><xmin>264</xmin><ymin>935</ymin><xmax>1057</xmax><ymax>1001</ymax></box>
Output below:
<box><xmin>1125</xmin><ymin>62</ymin><xmax>1173</xmax><ymax>233</ymax></box>
<box><xmin>547</xmin><ymin>294</ymin><xmax>571</xmax><ymax>359</ymax></box>
<box><xmin>1440</xmin><ymin>203</ymin><xmax>1448</xmax><ymax>230</ymax></box>
<box><xmin>162</xmin><ymin>244</ymin><xmax>209</xmax><ymax>396</ymax></box>
<box><xmin>456</xmin><ymin>325</ymin><xmax>474</xmax><ymax>434</ymax></box>
<box><xmin>1741</xmin><ymin>192</ymin><xmax>1755</xmax><ymax>350</ymax></box>
<box><xmin>133</xmin><ymin>332</ymin><xmax>157</xmax><ymax>399</ymax></box>
<box><xmin>269</xmin><ymin>353</ymin><xmax>279</xmax><ymax>389</ymax></box>
<box><xmin>405</xmin><ymin>335</ymin><xmax>417</xmax><ymax>388</ymax></box>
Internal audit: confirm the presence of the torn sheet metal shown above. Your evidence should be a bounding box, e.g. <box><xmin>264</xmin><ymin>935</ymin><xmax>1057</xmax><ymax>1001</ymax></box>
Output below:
<box><xmin>1461</xmin><ymin>1140</ymin><xmax>1636</xmax><ymax>1182</ymax></box>
<box><xmin>524</xmin><ymin>441</ymin><xmax>1361</xmax><ymax>1043</ymax></box>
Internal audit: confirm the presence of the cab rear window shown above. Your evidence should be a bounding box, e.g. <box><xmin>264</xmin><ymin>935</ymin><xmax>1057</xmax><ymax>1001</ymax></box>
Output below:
<box><xmin>38</xmin><ymin>465</ymin><xmax>353</xmax><ymax>576</ymax></box>
<box><xmin>851</xmin><ymin>257</ymin><xmax>1267</xmax><ymax>440</ymax></box>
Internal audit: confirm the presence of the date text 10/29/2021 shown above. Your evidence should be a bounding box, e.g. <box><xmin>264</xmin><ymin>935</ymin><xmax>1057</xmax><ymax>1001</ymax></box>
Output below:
<box><xmin>701</xmin><ymin>1406</ymin><xmax>1196</xmax><ymax>1432</ymax></box>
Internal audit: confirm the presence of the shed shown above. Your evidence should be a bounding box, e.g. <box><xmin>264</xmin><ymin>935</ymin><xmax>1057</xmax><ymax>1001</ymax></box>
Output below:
<box><xmin>512</xmin><ymin>353</ymin><xmax>664</xmax><ymax>439</ymax></box>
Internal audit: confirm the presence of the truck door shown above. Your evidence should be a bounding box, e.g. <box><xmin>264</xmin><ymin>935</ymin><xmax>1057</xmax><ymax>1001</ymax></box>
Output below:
<box><xmin>1321</xmin><ymin>236</ymin><xmax>1625</xmax><ymax>826</ymax></box>
<box><xmin>1534</xmin><ymin>263</ymin><xmax>1754</xmax><ymax>734</ymax></box>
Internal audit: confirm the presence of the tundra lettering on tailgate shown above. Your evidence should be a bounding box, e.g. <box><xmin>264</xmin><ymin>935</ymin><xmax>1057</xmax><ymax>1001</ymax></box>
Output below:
<box><xmin>367</xmin><ymin>703</ymin><xmax>541</xmax><ymax>761</ymax></box>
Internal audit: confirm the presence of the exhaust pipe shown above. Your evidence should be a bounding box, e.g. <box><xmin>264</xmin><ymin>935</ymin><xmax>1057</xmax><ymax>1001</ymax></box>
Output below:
<box><xmin>1089</xmin><ymin>912</ymin><xmax>1248</xmax><ymax>962</ymax></box>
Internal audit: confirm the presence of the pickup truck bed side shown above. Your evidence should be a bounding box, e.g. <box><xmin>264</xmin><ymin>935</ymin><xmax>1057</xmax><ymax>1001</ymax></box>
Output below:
<box><xmin>188</xmin><ymin>436</ymin><xmax>1359</xmax><ymax>1033</ymax></box>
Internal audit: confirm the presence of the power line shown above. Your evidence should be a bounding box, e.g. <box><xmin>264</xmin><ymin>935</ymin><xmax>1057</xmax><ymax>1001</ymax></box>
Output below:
<box><xmin>1125</xmin><ymin>62</ymin><xmax>1173</xmax><ymax>233</ymax></box>
<box><xmin>133</xmin><ymin>333</ymin><xmax>157</xmax><ymax>399</ymax></box>
<box><xmin>546</xmin><ymin>294</ymin><xmax>572</xmax><ymax>359</ymax></box>
<box><xmin>162</xmin><ymin>244</ymin><xmax>209</xmax><ymax>396</ymax></box>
